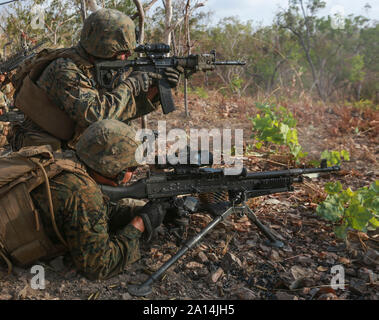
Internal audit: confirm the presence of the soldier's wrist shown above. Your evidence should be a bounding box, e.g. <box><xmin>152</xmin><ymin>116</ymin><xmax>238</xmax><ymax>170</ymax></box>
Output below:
<box><xmin>121</xmin><ymin>79</ymin><xmax>139</xmax><ymax>97</ymax></box>
<box><xmin>130</xmin><ymin>216</ymin><xmax>145</xmax><ymax>232</ymax></box>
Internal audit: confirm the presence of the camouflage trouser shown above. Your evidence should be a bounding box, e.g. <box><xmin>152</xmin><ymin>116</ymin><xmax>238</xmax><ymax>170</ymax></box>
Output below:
<box><xmin>108</xmin><ymin>198</ymin><xmax>146</xmax><ymax>234</ymax></box>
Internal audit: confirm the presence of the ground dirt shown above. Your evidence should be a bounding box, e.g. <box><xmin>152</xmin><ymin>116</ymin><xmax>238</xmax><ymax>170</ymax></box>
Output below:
<box><xmin>0</xmin><ymin>91</ymin><xmax>378</xmax><ymax>300</ymax></box>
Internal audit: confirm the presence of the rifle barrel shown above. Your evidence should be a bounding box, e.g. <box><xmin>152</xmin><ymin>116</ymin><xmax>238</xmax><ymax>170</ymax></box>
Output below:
<box><xmin>214</xmin><ymin>61</ymin><xmax>246</xmax><ymax>65</ymax></box>
<box><xmin>245</xmin><ymin>166</ymin><xmax>340</xmax><ymax>179</ymax></box>
<box><xmin>0</xmin><ymin>112</ymin><xmax>24</xmax><ymax>122</ymax></box>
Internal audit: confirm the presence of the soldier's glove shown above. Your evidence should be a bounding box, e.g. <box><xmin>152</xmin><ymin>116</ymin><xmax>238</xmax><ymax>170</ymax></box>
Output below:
<box><xmin>123</xmin><ymin>71</ymin><xmax>151</xmax><ymax>97</ymax></box>
<box><xmin>124</xmin><ymin>71</ymin><xmax>163</xmax><ymax>96</ymax></box>
<box><xmin>139</xmin><ymin>200</ymin><xmax>170</xmax><ymax>242</ymax></box>
<box><xmin>164</xmin><ymin>66</ymin><xmax>184</xmax><ymax>88</ymax></box>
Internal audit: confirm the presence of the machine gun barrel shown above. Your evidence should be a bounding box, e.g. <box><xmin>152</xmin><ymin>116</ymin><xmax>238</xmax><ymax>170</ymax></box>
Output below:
<box><xmin>214</xmin><ymin>60</ymin><xmax>246</xmax><ymax>66</ymax></box>
<box><xmin>245</xmin><ymin>165</ymin><xmax>340</xmax><ymax>179</ymax></box>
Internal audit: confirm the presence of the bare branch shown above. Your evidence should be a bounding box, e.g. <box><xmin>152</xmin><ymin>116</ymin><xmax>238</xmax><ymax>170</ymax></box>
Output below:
<box><xmin>80</xmin><ymin>0</ymin><xmax>87</xmax><ymax>21</ymax></box>
<box><xmin>164</xmin><ymin>0</ymin><xmax>173</xmax><ymax>44</ymax></box>
<box><xmin>131</xmin><ymin>0</ymin><xmax>158</xmax><ymax>20</ymax></box>
<box><xmin>87</xmin><ymin>0</ymin><xmax>100</xmax><ymax>12</ymax></box>
<box><xmin>133</xmin><ymin>0</ymin><xmax>145</xmax><ymax>43</ymax></box>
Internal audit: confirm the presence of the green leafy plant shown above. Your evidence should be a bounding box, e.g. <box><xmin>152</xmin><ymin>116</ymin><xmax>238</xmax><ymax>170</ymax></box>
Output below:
<box><xmin>186</xmin><ymin>86</ymin><xmax>209</xmax><ymax>99</ymax></box>
<box><xmin>316</xmin><ymin>181</ymin><xmax>379</xmax><ymax>239</ymax></box>
<box><xmin>250</xmin><ymin>103</ymin><xmax>307</xmax><ymax>162</ymax></box>
<box><xmin>194</xmin><ymin>87</ymin><xmax>209</xmax><ymax>99</ymax></box>
<box><xmin>352</xmin><ymin>99</ymin><xmax>378</xmax><ymax>110</ymax></box>
<box><xmin>230</xmin><ymin>76</ymin><xmax>243</xmax><ymax>93</ymax></box>
<box><xmin>320</xmin><ymin>150</ymin><xmax>350</xmax><ymax>166</ymax></box>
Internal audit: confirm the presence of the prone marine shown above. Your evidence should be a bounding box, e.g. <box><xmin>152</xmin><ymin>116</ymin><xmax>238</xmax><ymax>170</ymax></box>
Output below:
<box><xmin>0</xmin><ymin>120</ymin><xmax>168</xmax><ymax>279</ymax></box>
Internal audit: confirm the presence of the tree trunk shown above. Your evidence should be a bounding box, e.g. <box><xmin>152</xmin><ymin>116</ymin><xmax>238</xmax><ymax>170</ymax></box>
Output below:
<box><xmin>133</xmin><ymin>0</ymin><xmax>147</xmax><ymax>129</ymax></box>
<box><xmin>184</xmin><ymin>0</ymin><xmax>191</xmax><ymax>117</ymax></box>
<box><xmin>164</xmin><ymin>0</ymin><xmax>173</xmax><ymax>46</ymax></box>
<box><xmin>80</xmin><ymin>0</ymin><xmax>87</xmax><ymax>22</ymax></box>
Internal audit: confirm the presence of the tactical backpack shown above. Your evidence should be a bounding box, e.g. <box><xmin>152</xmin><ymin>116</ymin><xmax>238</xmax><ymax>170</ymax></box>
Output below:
<box><xmin>0</xmin><ymin>145</ymin><xmax>88</xmax><ymax>274</ymax></box>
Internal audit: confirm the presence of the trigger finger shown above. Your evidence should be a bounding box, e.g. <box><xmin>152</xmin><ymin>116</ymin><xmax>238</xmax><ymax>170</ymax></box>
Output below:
<box><xmin>176</xmin><ymin>66</ymin><xmax>184</xmax><ymax>73</ymax></box>
<box><xmin>148</xmin><ymin>72</ymin><xmax>162</xmax><ymax>79</ymax></box>
<box><xmin>166</xmin><ymin>76</ymin><xmax>178</xmax><ymax>83</ymax></box>
<box><xmin>165</xmin><ymin>71</ymin><xmax>180</xmax><ymax>79</ymax></box>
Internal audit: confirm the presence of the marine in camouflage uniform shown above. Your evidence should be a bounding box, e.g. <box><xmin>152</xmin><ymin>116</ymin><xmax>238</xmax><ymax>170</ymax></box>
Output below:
<box><xmin>10</xmin><ymin>8</ymin><xmax>181</xmax><ymax>151</ymax></box>
<box><xmin>30</xmin><ymin>120</ymin><xmax>167</xmax><ymax>280</ymax></box>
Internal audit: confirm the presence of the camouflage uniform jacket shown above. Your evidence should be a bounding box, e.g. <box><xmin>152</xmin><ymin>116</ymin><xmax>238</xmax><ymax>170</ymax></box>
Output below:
<box><xmin>11</xmin><ymin>46</ymin><xmax>159</xmax><ymax>150</ymax></box>
<box><xmin>30</xmin><ymin>168</ymin><xmax>143</xmax><ymax>280</ymax></box>
<box><xmin>0</xmin><ymin>90</ymin><xmax>7</xmax><ymax>111</ymax></box>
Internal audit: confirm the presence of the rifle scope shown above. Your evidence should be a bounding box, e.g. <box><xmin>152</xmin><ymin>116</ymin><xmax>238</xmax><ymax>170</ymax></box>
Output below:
<box><xmin>135</xmin><ymin>43</ymin><xmax>170</xmax><ymax>54</ymax></box>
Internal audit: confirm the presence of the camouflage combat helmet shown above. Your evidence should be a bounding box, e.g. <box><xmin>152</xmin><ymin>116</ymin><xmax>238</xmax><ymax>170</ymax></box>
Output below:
<box><xmin>76</xmin><ymin>119</ymin><xmax>140</xmax><ymax>177</ymax></box>
<box><xmin>80</xmin><ymin>8</ymin><xmax>137</xmax><ymax>59</ymax></box>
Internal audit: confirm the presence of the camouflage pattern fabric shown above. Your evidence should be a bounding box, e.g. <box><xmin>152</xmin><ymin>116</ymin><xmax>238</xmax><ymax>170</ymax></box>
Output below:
<box><xmin>10</xmin><ymin>45</ymin><xmax>157</xmax><ymax>151</ymax></box>
<box><xmin>0</xmin><ymin>91</ymin><xmax>8</xmax><ymax>111</ymax></box>
<box><xmin>9</xmin><ymin>8</ymin><xmax>158</xmax><ymax>151</ymax></box>
<box><xmin>80</xmin><ymin>8</ymin><xmax>137</xmax><ymax>59</ymax></box>
<box><xmin>30</xmin><ymin>170</ymin><xmax>144</xmax><ymax>280</ymax></box>
<box><xmin>76</xmin><ymin>119</ymin><xmax>141</xmax><ymax>178</ymax></box>
<box><xmin>0</xmin><ymin>91</ymin><xmax>8</xmax><ymax>147</ymax></box>
<box><xmin>36</xmin><ymin>45</ymin><xmax>157</xmax><ymax>129</ymax></box>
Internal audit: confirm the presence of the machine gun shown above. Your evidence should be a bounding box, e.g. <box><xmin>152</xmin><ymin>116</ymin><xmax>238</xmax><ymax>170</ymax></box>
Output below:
<box><xmin>95</xmin><ymin>43</ymin><xmax>246</xmax><ymax>115</ymax></box>
<box><xmin>0</xmin><ymin>41</ymin><xmax>46</xmax><ymax>74</ymax></box>
<box><xmin>100</xmin><ymin>157</ymin><xmax>340</xmax><ymax>296</ymax></box>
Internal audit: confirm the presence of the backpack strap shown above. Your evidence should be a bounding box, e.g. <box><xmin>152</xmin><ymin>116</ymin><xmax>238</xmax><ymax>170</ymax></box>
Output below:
<box><xmin>0</xmin><ymin>147</ymin><xmax>90</xmax><ymax>268</ymax></box>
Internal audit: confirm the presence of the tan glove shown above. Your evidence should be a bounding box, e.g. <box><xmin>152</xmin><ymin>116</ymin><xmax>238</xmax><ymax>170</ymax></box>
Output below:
<box><xmin>164</xmin><ymin>66</ymin><xmax>184</xmax><ymax>88</ymax></box>
<box><xmin>123</xmin><ymin>71</ymin><xmax>163</xmax><ymax>97</ymax></box>
<box><xmin>123</xmin><ymin>71</ymin><xmax>151</xmax><ymax>97</ymax></box>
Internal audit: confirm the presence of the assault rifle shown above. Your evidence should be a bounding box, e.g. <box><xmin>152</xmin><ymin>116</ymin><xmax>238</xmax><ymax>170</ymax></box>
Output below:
<box><xmin>95</xmin><ymin>43</ymin><xmax>245</xmax><ymax>115</ymax></box>
<box><xmin>0</xmin><ymin>41</ymin><xmax>46</xmax><ymax>74</ymax></box>
<box><xmin>0</xmin><ymin>110</ymin><xmax>24</xmax><ymax>122</ymax></box>
<box><xmin>100</xmin><ymin>157</ymin><xmax>340</xmax><ymax>296</ymax></box>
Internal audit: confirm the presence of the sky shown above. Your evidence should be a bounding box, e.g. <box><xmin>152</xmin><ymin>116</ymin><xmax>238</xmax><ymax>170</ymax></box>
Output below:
<box><xmin>177</xmin><ymin>0</ymin><xmax>379</xmax><ymax>26</ymax></box>
<box><xmin>0</xmin><ymin>0</ymin><xmax>377</xmax><ymax>26</ymax></box>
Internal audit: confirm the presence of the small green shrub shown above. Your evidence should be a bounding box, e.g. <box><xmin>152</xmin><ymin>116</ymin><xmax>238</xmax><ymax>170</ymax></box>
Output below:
<box><xmin>194</xmin><ymin>87</ymin><xmax>209</xmax><ymax>99</ymax></box>
<box><xmin>352</xmin><ymin>99</ymin><xmax>378</xmax><ymax>110</ymax></box>
<box><xmin>316</xmin><ymin>181</ymin><xmax>379</xmax><ymax>239</ymax></box>
<box><xmin>186</xmin><ymin>86</ymin><xmax>209</xmax><ymax>99</ymax></box>
<box><xmin>320</xmin><ymin>150</ymin><xmax>350</xmax><ymax>166</ymax></box>
<box><xmin>250</xmin><ymin>103</ymin><xmax>307</xmax><ymax>163</ymax></box>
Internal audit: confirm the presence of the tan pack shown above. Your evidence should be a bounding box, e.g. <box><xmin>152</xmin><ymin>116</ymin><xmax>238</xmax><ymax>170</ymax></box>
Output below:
<box><xmin>13</xmin><ymin>47</ymin><xmax>93</xmax><ymax>141</ymax></box>
<box><xmin>0</xmin><ymin>145</ymin><xmax>89</xmax><ymax>273</ymax></box>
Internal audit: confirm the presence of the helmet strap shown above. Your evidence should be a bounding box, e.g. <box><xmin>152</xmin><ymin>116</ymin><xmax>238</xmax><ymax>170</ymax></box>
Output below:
<box><xmin>88</xmin><ymin>169</ymin><xmax>118</xmax><ymax>187</ymax></box>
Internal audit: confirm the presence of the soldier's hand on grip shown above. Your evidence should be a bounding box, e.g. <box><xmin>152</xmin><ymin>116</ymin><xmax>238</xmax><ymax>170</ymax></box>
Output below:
<box><xmin>124</xmin><ymin>71</ymin><xmax>151</xmax><ymax>96</ymax></box>
<box><xmin>139</xmin><ymin>200</ymin><xmax>169</xmax><ymax>242</ymax></box>
<box><xmin>164</xmin><ymin>66</ymin><xmax>184</xmax><ymax>88</ymax></box>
